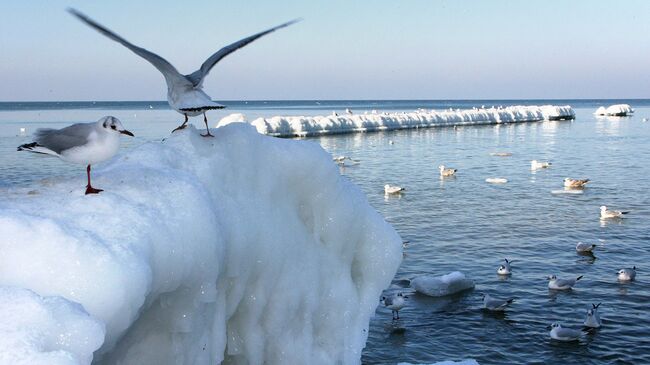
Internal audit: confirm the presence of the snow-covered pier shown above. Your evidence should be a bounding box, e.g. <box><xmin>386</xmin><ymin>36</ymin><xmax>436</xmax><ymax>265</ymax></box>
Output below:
<box><xmin>246</xmin><ymin>105</ymin><xmax>575</xmax><ymax>137</ymax></box>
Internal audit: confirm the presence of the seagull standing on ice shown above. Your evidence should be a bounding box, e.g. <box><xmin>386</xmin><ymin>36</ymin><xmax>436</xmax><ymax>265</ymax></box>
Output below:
<box><xmin>564</xmin><ymin>178</ymin><xmax>589</xmax><ymax>188</ymax></box>
<box><xmin>439</xmin><ymin>165</ymin><xmax>457</xmax><ymax>177</ymax></box>
<box><xmin>381</xmin><ymin>292</ymin><xmax>407</xmax><ymax>320</ymax></box>
<box><xmin>549</xmin><ymin>323</ymin><xmax>582</xmax><ymax>341</ymax></box>
<box><xmin>17</xmin><ymin>116</ymin><xmax>133</xmax><ymax>194</ymax></box>
<box><xmin>617</xmin><ymin>266</ymin><xmax>637</xmax><ymax>281</ymax></box>
<box><xmin>548</xmin><ymin>274</ymin><xmax>583</xmax><ymax>290</ymax></box>
<box><xmin>584</xmin><ymin>303</ymin><xmax>602</xmax><ymax>328</ymax></box>
<box><xmin>481</xmin><ymin>293</ymin><xmax>514</xmax><ymax>311</ymax></box>
<box><xmin>497</xmin><ymin>259</ymin><xmax>512</xmax><ymax>275</ymax></box>
<box><xmin>600</xmin><ymin>206</ymin><xmax>629</xmax><ymax>219</ymax></box>
<box><xmin>69</xmin><ymin>8</ymin><xmax>299</xmax><ymax>137</ymax></box>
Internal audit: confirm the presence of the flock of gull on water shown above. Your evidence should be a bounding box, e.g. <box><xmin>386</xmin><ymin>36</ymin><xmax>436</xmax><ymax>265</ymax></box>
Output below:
<box><xmin>333</xmin><ymin>120</ymin><xmax>636</xmax><ymax>343</ymax></box>
<box><xmin>12</xmin><ymin>7</ymin><xmax>640</xmax><ymax>346</ymax></box>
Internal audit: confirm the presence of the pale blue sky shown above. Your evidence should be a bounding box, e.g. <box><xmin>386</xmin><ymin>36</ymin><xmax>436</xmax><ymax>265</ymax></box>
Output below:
<box><xmin>2</xmin><ymin>0</ymin><xmax>650</xmax><ymax>101</ymax></box>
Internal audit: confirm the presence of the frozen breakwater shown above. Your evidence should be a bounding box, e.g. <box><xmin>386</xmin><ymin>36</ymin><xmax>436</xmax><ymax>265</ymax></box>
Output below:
<box><xmin>0</xmin><ymin>124</ymin><xmax>402</xmax><ymax>364</ymax></box>
<box><xmin>247</xmin><ymin>105</ymin><xmax>575</xmax><ymax>137</ymax></box>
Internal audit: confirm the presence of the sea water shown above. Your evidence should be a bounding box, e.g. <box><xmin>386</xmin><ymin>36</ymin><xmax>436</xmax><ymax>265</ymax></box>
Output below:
<box><xmin>1</xmin><ymin>100</ymin><xmax>649</xmax><ymax>364</ymax></box>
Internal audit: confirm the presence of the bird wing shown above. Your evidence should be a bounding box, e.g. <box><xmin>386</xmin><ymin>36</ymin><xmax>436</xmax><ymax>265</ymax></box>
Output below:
<box><xmin>33</xmin><ymin>123</ymin><xmax>95</xmax><ymax>154</ymax></box>
<box><xmin>556</xmin><ymin>327</ymin><xmax>580</xmax><ymax>338</ymax></box>
<box><xmin>555</xmin><ymin>278</ymin><xmax>574</xmax><ymax>287</ymax></box>
<box><xmin>68</xmin><ymin>8</ymin><xmax>191</xmax><ymax>89</ymax></box>
<box><xmin>185</xmin><ymin>19</ymin><xmax>301</xmax><ymax>87</ymax></box>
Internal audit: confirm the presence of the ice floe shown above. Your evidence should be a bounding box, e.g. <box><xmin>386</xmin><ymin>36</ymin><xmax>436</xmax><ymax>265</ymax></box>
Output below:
<box><xmin>411</xmin><ymin>272</ymin><xmax>475</xmax><ymax>297</ymax></box>
<box><xmin>0</xmin><ymin>123</ymin><xmax>402</xmax><ymax>364</ymax></box>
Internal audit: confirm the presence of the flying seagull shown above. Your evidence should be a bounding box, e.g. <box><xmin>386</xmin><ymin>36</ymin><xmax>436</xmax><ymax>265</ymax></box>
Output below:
<box><xmin>18</xmin><ymin>116</ymin><xmax>133</xmax><ymax>194</ymax></box>
<box><xmin>69</xmin><ymin>8</ymin><xmax>300</xmax><ymax>137</ymax></box>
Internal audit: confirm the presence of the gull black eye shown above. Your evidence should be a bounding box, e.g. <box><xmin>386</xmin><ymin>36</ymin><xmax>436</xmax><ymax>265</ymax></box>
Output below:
<box><xmin>111</xmin><ymin>125</ymin><xmax>117</xmax><ymax>130</ymax></box>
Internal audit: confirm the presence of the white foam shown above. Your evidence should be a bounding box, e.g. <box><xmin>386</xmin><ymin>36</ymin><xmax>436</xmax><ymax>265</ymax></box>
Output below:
<box><xmin>0</xmin><ymin>124</ymin><xmax>402</xmax><ymax>364</ymax></box>
<box><xmin>411</xmin><ymin>272</ymin><xmax>475</xmax><ymax>297</ymax></box>
<box><xmin>594</xmin><ymin>104</ymin><xmax>634</xmax><ymax>116</ymax></box>
<box><xmin>237</xmin><ymin>105</ymin><xmax>575</xmax><ymax>137</ymax></box>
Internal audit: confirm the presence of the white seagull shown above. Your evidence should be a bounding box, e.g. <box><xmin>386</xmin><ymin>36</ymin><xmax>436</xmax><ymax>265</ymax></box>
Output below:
<box><xmin>69</xmin><ymin>8</ymin><xmax>300</xmax><ymax>137</ymax></box>
<box><xmin>548</xmin><ymin>274</ymin><xmax>583</xmax><ymax>290</ymax></box>
<box><xmin>531</xmin><ymin>160</ymin><xmax>552</xmax><ymax>170</ymax></box>
<box><xmin>439</xmin><ymin>165</ymin><xmax>457</xmax><ymax>177</ymax></box>
<box><xmin>617</xmin><ymin>266</ymin><xmax>637</xmax><ymax>281</ymax></box>
<box><xmin>549</xmin><ymin>323</ymin><xmax>582</xmax><ymax>341</ymax></box>
<box><xmin>497</xmin><ymin>258</ymin><xmax>512</xmax><ymax>275</ymax></box>
<box><xmin>564</xmin><ymin>178</ymin><xmax>590</xmax><ymax>188</ymax></box>
<box><xmin>381</xmin><ymin>292</ymin><xmax>407</xmax><ymax>320</ymax></box>
<box><xmin>17</xmin><ymin>116</ymin><xmax>133</xmax><ymax>194</ymax></box>
<box><xmin>575</xmin><ymin>242</ymin><xmax>596</xmax><ymax>253</ymax></box>
<box><xmin>482</xmin><ymin>293</ymin><xmax>514</xmax><ymax>311</ymax></box>
<box><xmin>584</xmin><ymin>303</ymin><xmax>602</xmax><ymax>328</ymax></box>
<box><xmin>384</xmin><ymin>184</ymin><xmax>405</xmax><ymax>195</ymax></box>
<box><xmin>600</xmin><ymin>206</ymin><xmax>629</xmax><ymax>219</ymax></box>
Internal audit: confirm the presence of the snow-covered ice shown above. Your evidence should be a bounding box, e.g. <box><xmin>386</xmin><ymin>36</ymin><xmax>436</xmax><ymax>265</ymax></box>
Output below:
<box><xmin>242</xmin><ymin>105</ymin><xmax>575</xmax><ymax>137</ymax></box>
<box><xmin>410</xmin><ymin>272</ymin><xmax>475</xmax><ymax>297</ymax></box>
<box><xmin>0</xmin><ymin>124</ymin><xmax>402</xmax><ymax>364</ymax></box>
<box><xmin>594</xmin><ymin>104</ymin><xmax>634</xmax><ymax>116</ymax></box>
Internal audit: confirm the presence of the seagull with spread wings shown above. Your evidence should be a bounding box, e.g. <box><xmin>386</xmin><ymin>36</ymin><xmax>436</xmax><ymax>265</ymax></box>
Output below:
<box><xmin>69</xmin><ymin>9</ymin><xmax>300</xmax><ymax>137</ymax></box>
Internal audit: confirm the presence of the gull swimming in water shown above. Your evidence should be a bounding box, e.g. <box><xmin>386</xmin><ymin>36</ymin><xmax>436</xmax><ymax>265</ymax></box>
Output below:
<box><xmin>531</xmin><ymin>160</ymin><xmax>552</xmax><ymax>170</ymax></box>
<box><xmin>549</xmin><ymin>323</ymin><xmax>582</xmax><ymax>341</ymax></box>
<box><xmin>482</xmin><ymin>293</ymin><xmax>514</xmax><ymax>311</ymax></box>
<box><xmin>584</xmin><ymin>303</ymin><xmax>602</xmax><ymax>328</ymax></box>
<box><xmin>564</xmin><ymin>178</ymin><xmax>590</xmax><ymax>188</ymax></box>
<box><xmin>575</xmin><ymin>242</ymin><xmax>596</xmax><ymax>253</ymax></box>
<box><xmin>600</xmin><ymin>206</ymin><xmax>629</xmax><ymax>219</ymax></box>
<box><xmin>617</xmin><ymin>266</ymin><xmax>637</xmax><ymax>281</ymax></box>
<box><xmin>384</xmin><ymin>184</ymin><xmax>405</xmax><ymax>195</ymax></box>
<box><xmin>69</xmin><ymin>8</ymin><xmax>299</xmax><ymax>137</ymax></box>
<box><xmin>381</xmin><ymin>292</ymin><xmax>407</xmax><ymax>320</ymax></box>
<box><xmin>497</xmin><ymin>259</ymin><xmax>512</xmax><ymax>275</ymax></box>
<box><xmin>439</xmin><ymin>165</ymin><xmax>457</xmax><ymax>177</ymax></box>
<box><xmin>548</xmin><ymin>274</ymin><xmax>583</xmax><ymax>290</ymax></box>
<box><xmin>17</xmin><ymin>116</ymin><xmax>133</xmax><ymax>194</ymax></box>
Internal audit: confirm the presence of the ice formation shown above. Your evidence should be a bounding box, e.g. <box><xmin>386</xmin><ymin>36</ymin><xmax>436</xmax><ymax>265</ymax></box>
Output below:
<box><xmin>594</xmin><ymin>104</ymin><xmax>634</xmax><ymax>116</ymax></box>
<box><xmin>410</xmin><ymin>272</ymin><xmax>475</xmax><ymax>297</ymax></box>
<box><xmin>243</xmin><ymin>105</ymin><xmax>575</xmax><ymax>137</ymax></box>
<box><xmin>0</xmin><ymin>124</ymin><xmax>402</xmax><ymax>364</ymax></box>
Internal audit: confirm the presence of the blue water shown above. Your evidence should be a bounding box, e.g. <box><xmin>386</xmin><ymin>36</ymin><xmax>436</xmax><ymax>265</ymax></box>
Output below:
<box><xmin>1</xmin><ymin>100</ymin><xmax>649</xmax><ymax>364</ymax></box>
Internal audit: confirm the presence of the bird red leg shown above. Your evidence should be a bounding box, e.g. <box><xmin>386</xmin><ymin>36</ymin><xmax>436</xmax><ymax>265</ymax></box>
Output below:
<box><xmin>85</xmin><ymin>164</ymin><xmax>103</xmax><ymax>195</ymax></box>
<box><xmin>172</xmin><ymin>114</ymin><xmax>189</xmax><ymax>133</ymax></box>
<box><xmin>201</xmin><ymin>113</ymin><xmax>214</xmax><ymax>137</ymax></box>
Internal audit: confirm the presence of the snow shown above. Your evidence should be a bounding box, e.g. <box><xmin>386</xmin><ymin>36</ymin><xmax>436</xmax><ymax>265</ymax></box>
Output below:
<box><xmin>411</xmin><ymin>272</ymin><xmax>475</xmax><ymax>297</ymax></box>
<box><xmin>594</xmin><ymin>104</ymin><xmax>634</xmax><ymax>116</ymax></box>
<box><xmin>0</xmin><ymin>123</ymin><xmax>402</xmax><ymax>364</ymax></box>
<box><xmin>240</xmin><ymin>105</ymin><xmax>575</xmax><ymax>137</ymax></box>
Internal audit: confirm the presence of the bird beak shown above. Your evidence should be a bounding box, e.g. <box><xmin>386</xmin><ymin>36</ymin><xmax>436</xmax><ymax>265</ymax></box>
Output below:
<box><xmin>120</xmin><ymin>129</ymin><xmax>134</xmax><ymax>136</ymax></box>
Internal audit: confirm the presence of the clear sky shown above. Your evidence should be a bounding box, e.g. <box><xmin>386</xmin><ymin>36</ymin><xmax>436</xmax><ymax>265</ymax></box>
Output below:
<box><xmin>2</xmin><ymin>0</ymin><xmax>650</xmax><ymax>101</ymax></box>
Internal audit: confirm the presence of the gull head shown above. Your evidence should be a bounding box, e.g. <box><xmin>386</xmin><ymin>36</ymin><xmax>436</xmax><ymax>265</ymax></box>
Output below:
<box><xmin>600</xmin><ymin>206</ymin><xmax>607</xmax><ymax>212</ymax></box>
<box><xmin>384</xmin><ymin>184</ymin><xmax>390</xmax><ymax>189</ymax></box>
<box><xmin>549</xmin><ymin>323</ymin><xmax>561</xmax><ymax>330</ymax></box>
<box><xmin>438</xmin><ymin>165</ymin><xmax>445</xmax><ymax>170</ymax></box>
<box><xmin>548</xmin><ymin>275</ymin><xmax>557</xmax><ymax>281</ymax></box>
<box><xmin>100</xmin><ymin>116</ymin><xmax>134</xmax><ymax>136</ymax></box>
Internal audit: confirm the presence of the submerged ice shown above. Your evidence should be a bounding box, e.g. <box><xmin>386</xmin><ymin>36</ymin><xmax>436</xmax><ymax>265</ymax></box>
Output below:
<box><xmin>245</xmin><ymin>105</ymin><xmax>575</xmax><ymax>137</ymax></box>
<box><xmin>0</xmin><ymin>124</ymin><xmax>402</xmax><ymax>364</ymax></box>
